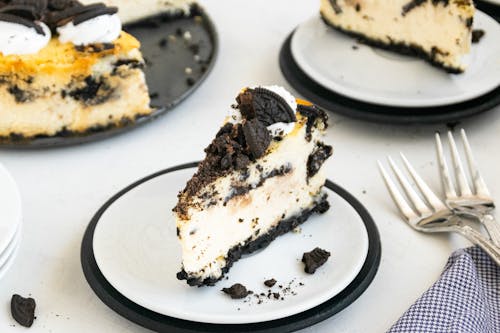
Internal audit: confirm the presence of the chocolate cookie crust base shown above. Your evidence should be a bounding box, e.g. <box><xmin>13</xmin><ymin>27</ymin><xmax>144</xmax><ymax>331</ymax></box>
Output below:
<box><xmin>320</xmin><ymin>14</ymin><xmax>464</xmax><ymax>74</ymax></box>
<box><xmin>177</xmin><ymin>195</ymin><xmax>330</xmax><ymax>287</ymax></box>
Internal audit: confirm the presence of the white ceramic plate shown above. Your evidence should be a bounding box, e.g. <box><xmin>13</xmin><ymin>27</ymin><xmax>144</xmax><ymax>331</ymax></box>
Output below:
<box><xmin>0</xmin><ymin>224</ymin><xmax>21</xmax><ymax>281</ymax></box>
<box><xmin>93</xmin><ymin>168</ymin><xmax>369</xmax><ymax>324</ymax></box>
<box><xmin>0</xmin><ymin>163</ymin><xmax>22</xmax><ymax>255</ymax></box>
<box><xmin>291</xmin><ymin>11</ymin><xmax>500</xmax><ymax>107</ymax></box>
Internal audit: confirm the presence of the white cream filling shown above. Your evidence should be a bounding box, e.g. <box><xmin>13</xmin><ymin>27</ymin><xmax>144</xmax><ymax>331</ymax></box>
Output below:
<box><xmin>177</xmin><ymin>122</ymin><xmax>327</xmax><ymax>281</ymax></box>
<box><xmin>0</xmin><ymin>21</ymin><xmax>51</xmax><ymax>56</ymax></box>
<box><xmin>57</xmin><ymin>13</ymin><xmax>122</xmax><ymax>46</ymax></box>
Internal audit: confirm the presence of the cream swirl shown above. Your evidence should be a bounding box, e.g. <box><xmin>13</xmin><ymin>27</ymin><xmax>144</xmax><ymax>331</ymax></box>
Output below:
<box><xmin>0</xmin><ymin>21</ymin><xmax>51</xmax><ymax>56</ymax></box>
<box><xmin>57</xmin><ymin>13</ymin><xmax>121</xmax><ymax>46</ymax></box>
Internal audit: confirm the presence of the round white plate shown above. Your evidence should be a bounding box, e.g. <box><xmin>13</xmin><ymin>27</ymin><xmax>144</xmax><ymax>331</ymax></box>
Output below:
<box><xmin>93</xmin><ymin>168</ymin><xmax>369</xmax><ymax>324</ymax></box>
<box><xmin>0</xmin><ymin>224</ymin><xmax>21</xmax><ymax>281</ymax></box>
<box><xmin>0</xmin><ymin>163</ymin><xmax>22</xmax><ymax>255</ymax></box>
<box><xmin>291</xmin><ymin>11</ymin><xmax>500</xmax><ymax>107</ymax></box>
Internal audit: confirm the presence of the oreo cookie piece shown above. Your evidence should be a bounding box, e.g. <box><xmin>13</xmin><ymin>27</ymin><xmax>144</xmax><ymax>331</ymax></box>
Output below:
<box><xmin>72</xmin><ymin>5</ymin><xmax>117</xmax><ymax>25</ymax></box>
<box><xmin>9</xmin><ymin>0</ymin><xmax>47</xmax><ymax>16</ymax></box>
<box><xmin>222</xmin><ymin>283</ymin><xmax>252</xmax><ymax>299</ymax></box>
<box><xmin>47</xmin><ymin>0</ymin><xmax>81</xmax><ymax>11</ymax></box>
<box><xmin>237</xmin><ymin>87</ymin><xmax>296</xmax><ymax>126</ymax></box>
<box><xmin>11</xmin><ymin>294</ymin><xmax>36</xmax><ymax>328</ymax></box>
<box><xmin>302</xmin><ymin>247</ymin><xmax>331</xmax><ymax>274</ymax></box>
<box><xmin>242</xmin><ymin>118</ymin><xmax>271</xmax><ymax>159</ymax></box>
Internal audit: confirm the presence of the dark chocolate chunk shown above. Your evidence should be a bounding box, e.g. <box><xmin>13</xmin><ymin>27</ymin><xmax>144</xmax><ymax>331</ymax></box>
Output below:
<box><xmin>302</xmin><ymin>248</ymin><xmax>331</xmax><ymax>274</ymax></box>
<box><xmin>472</xmin><ymin>29</ymin><xmax>485</xmax><ymax>44</ymax></box>
<box><xmin>222</xmin><ymin>284</ymin><xmax>252</xmax><ymax>299</ymax></box>
<box><xmin>237</xmin><ymin>88</ymin><xmax>296</xmax><ymax>126</ymax></box>
<box><xmin>307</xmin><ymin>143</ymin><xmax>333</xmax><ymax>179</ymax></box>
<box><xmin>11</xmin><ymin>294</ymin><xmax>36</xmax><ymax>328</ymax></box>
<box><xmin>242</xmin><ymin>118</ymin><xmax>271</xmax><ymax>159</ymax></box>
<box><xmin>264</xmin><ymin>279</ymin><xmax>277</xmax><ymax>287</ymax></box>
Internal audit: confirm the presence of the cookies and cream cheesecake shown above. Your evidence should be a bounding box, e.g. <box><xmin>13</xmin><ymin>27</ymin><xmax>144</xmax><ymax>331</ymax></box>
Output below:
<box><xmin>320</xmin><ymin>0</ymin><xmax>475</xmax><ymax>73</ymax></box>
<box><xmin>174</xmin><ymin>86</ymin><xmax>333</xmax><ymax>287</ymax></box>
<box><xmin>0</xmin><ymin>0</ymin><xmax>151</xmax><ymax>139</ymax></box>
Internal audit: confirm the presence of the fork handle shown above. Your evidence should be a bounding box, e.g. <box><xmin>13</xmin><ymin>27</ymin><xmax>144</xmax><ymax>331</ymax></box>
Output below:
<box><xmin>481</xmin><ymin>214</ymin><xmax>500</xmax><ymax>248</ymax></box>
<box><xmin>455</xmin><ymin>225</ymin><xmax>500</xmax><ymax>266</ymax></box>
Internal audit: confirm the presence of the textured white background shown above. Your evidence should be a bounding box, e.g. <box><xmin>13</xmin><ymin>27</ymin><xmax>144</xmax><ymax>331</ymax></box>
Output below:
<box><xmin>0</xmin><ymin>0</ymin><xmax>499</xmax><ymax>332</ymax></box>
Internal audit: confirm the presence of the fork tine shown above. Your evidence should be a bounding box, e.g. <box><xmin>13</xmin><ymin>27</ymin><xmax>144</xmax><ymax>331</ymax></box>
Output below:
<box><xmin>435</xmin><ymin>133</ymin><xmax>457</xmax><ymax>199</ymax></box>
<box><xmin>378</xmin><ymin>161</ymin><xmax>418</xmax><ymax>222</ymax></box>
<box><xmin>460</xmin><ymin>129</ymin><xmax>491</xmax><ymax>198</ymax></box>
<box><xmin>387</xmin><ymin>156</ymin><xmax>430</xmax><ymax>216</ymax></box>
<box><xmin>400</xmin><ymin>153</ymin><xmax>448</xmax><ymax>212</ymax></box>
<box><xmin>448</xmin><ymin>131</ymin><xmax>473</xmax><ymax>196</ymax></box>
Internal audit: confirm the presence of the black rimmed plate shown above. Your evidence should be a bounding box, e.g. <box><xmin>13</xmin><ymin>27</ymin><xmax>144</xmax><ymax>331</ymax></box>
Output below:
<box><xmin>476</xmin><ymin>1</ymin><xmax>500</xmax><ymax>22</ymax></box>
<box><xmin>280</xmin><ymin>31</ymin><xmax>500</xmax><ymax>125</ymax></box>
<box><xmin>81</xmin><ymin>162</ymin><xmax>381</xmax><ymax>333</ymax></box>
<box><xmin>1</xmin><ymin>4</ymin><xmax>218</xmax><ymax>148</ymax></box>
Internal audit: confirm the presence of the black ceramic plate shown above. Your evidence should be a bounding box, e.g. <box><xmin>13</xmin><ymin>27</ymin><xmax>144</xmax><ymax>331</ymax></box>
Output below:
<box><xmin>280</xmin><ymin>32</ymin><xmax>500</xmax><ymax>125</ymax></box>
<box><xmin>81</xmin><ymin>162</ymin><xmax>381</xmax><ymax>333</ymax></box>
<box><xmin>1</xmin><ymin>5</ymin><xmax>218</xmax><ymax>148</ymax></box>
<box><xmin>476</xmin><ymin>1</ymin><xmax>500</xmax><ymax>22</ymax></box>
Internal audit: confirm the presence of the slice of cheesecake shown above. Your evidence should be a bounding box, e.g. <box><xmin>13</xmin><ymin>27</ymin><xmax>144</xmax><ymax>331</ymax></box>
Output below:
<box><xmin>173</xmin><ymin>86</ymin><xmax>333</xmax><ymax>287</ymax></box>
<box><xmin>0</xmin><ymin>1</ymin><xmax>151</xmax><ymax>139</ymax></box>
<box><xmin>320</xmin><ymin>0</ymin><xmax>475</xmax><ymax>73</ymax></box>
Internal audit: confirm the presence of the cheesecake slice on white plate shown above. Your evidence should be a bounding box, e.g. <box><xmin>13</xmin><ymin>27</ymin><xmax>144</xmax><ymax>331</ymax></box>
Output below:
<box><xmin>320</xmin><ymin>0</ymin><xmax>475</xmax><ymax>73</ymax></box>
<box><xmin>173</xmin><ymin>86</ymin><xmax>333</xmax><ymax>286</ymax></box>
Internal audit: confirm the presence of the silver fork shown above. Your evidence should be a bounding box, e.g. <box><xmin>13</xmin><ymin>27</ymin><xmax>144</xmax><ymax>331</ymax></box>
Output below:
<box><xmin>435</xmin><ymin>130</ymin><xmax>500</xmax><ymax>247</ymax></box>
<box><xmin>379</xmin><ymin>156</ymin><xmax>500</xmax><ymax>266</ymax></box>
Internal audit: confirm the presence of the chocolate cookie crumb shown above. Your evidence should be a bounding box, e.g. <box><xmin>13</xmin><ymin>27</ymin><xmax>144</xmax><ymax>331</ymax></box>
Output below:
<box><xmin>222</xmin><ymin>284</ymin><xmax>252</xmax><ymax>299</ymax></box>
<box><xmin>302</xmin><ymin>248</ymin><xmax>331</xmax><ymax>274</ymax></box>
<box><xmin>11</xmin><ymin>294</ymin><xmax>36</xmax><ymax>328</ymax></box>
<box><xmin>264</xmin><ymin>278</ymin><xmax>277</xmax><ymax>287</ymax></box>
<box><xmin>472</xmin><ymin>30</ymin><xmax>485</xmax><ymax>44</ymax></box>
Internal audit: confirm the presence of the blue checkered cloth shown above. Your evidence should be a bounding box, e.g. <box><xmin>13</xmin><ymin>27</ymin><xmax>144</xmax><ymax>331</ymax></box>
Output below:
<box><xmin>388</xmin><ymin>246</ymin><xmax>499</xmax><ymax>333</ymax></box>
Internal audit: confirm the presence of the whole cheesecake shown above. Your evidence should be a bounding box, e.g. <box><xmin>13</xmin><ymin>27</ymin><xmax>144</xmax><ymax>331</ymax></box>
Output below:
<box><xmin>0</xmin><ymin>0</ymin><xmax>152</xmax><ymax>139</ymax></box>
<box><xmin>320</xmin><ymin>0</ymin><xmax>475</xmax><ymax>73</ymax></box>
<box><xmin>173</xmin><ymin>86</ymin><xmax>333</xmax><ymax>287</ymax></box>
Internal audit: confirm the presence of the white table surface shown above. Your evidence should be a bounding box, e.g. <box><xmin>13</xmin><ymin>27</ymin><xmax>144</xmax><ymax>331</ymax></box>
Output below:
<box><xmin>0</xmin><ymin>0</ymin><xmax>499</xmax><ymax>332</ymax></box>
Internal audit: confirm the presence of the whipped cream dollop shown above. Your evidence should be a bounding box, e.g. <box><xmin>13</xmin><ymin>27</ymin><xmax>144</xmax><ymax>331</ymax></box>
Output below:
<box><xmin>0</xmin><ymin>21</ymin><xmax>51</xmax><ymax>56</ymax></box>
<box><xmin>57</xmin><ymin>13</ymin><xmax>121</xmax><ymax>45</ymax></box>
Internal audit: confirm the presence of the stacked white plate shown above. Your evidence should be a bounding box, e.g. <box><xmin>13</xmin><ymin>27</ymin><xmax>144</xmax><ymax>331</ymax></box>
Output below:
<box><xmin>0</xmin><ymin>163</ymin><xmax>22</xmax><ymax>281</ymax></box>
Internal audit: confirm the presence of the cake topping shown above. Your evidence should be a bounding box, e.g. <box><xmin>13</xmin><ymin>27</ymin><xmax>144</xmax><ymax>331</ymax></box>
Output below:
<box><xmin>0</xmin><ymin>0</ymin><xmax>122</xmax><ymax>53</ymax></box>
<box><xmin>57</xmin><ymin>8</ymin><xmax>121</xmax><ymax>46</ymax></box>
<box><xmin>237</xmin><ymin>87</ymin><xmax>297</xmax><ymax>126</ymax></box>
<box><xmin>0</xmin><ymin>18</ymin><xmax>51</xmax><ymax>55</ymax></box>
